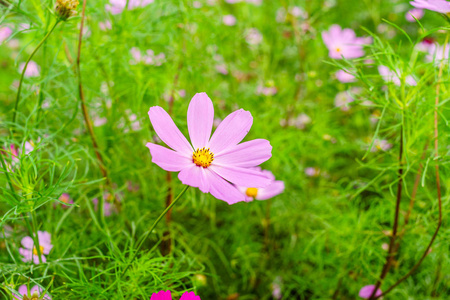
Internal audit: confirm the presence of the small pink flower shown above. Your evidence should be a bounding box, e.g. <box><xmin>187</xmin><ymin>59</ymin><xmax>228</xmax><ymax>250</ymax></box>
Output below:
<box><xmin>106</xmin><ymin>0</ymin><xmax>154</xmax><ymax>14</ymax></box>
<box><xmin>305</xmin><ymin>167</ymin><xmax>320</xmax><ymax>177</ymax></box>
<box><xmin>223</xmin><ymin>14</ymin><xmax>237</xmax><ymax>26</ymax></box>
<box><xmin>406</xmin><ymin>8</ymin><xmax>424</xmax><ymax>21</ymax></box>
<box><xmin>13</xmin><ymin>285</ymin><xmax>51</xmax><ymax>300</ymax></box>
<box><xmin>236</xmin><ymin>168</ymin><xmax>284</xmax><ymax>202</ymax></box>
<box><xmin>322</xmin><ymin>25</ymin><xmax>372</xmax><ymax>59</ymax></box>
<box><xmin>92</xmin><ymin>193</ymin><xmax>117</xmax><ymax>217</ymax></box>
<box><xmin>335</xmin><ymin>70</ymin><xmax>356</xmax><ymax>83</ymax></box>
<box><xmin>150</xmin><ymin>291</ymin><xmax>201</xmax><ymax>300</ymax></box>
<box><xmin>245</xmin><ymin>28</ymin><xmax>263</xmax><ymax>45</ymax></box>
<box><xmin>371</xmin><ymin>139</ymin><xmax>392</xmax><ymax>152</ymax></box>
<box><xmin>0</xmin><ymin>26</ymin><xmax>12</xmax><ymax>43</ymax></box>
<box><xmin>58</xmin><ymin>193</ymin><xmax>74</xmax><ymax>208</ymax></box>
<box><xmin>426</xmin><ymin>43</ymin><xmax>450</xmax><ymax>64</ymax></box>
<box><xmin>410</xmin><ymin>0</ymin><xmax>450</xmax><ymax>14</ymax></box>
<box><xmin>378</xmin><ymin>66</ymin><xmax>417</xmax><ymax>86</ymax></box>
<box><xmin>256</xmin><ymin>85</ymin><xmax>277</xmax><ymax>96</ymax></box>
<box><xmin>19</xmin><ymin>61</ymin><xmax>40</xmax><ymax>77</ymax></box>
<box><xmin>359</xmin><ymin>285</ymin><xmax>382</xmax><ymax>299</ymax></box>
<box><xmin>99</xmin><ymin>20</ymin><xmax>112</xmax><ymax>31</ymax></box>
<box><xmin>334</xmin><ymin>90</ymin><xmax>354</xmax><ymax>111</ymax></box>
<box><xmin>146</xmin><ymin>93</ymin><xmax>272</xmax><ymax>204</ymax></box>
<box><xmin>216</xmin><ymin>64</ymin><xmax>229</xmax><ymax>75</ymax></box>
<box><xmin>19</xmin><ymin>231</ymin><xmax>53</xmax><ymax>264</ymax></box>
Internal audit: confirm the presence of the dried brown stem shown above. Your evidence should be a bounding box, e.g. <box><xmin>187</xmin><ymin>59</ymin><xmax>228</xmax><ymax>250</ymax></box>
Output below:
<box><xmin>369</xmin><ymin>130</ymin><xmax>403</xmax><ymax>300</ymax></box>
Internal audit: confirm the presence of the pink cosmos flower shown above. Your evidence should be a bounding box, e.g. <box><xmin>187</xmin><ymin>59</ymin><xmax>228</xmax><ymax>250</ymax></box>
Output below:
<box><xmin>378</xmin><ymin>66</ymin><xmax>417</xmax><ymax>86</ymax></box>
<box><xmin>151</xmin><ymin>291</ymin><xmax>201</xmax><ymax>300</ymax></box>
<box><xmin>322</xmin><ymin>25</ymin><xmax>372</xmax><ymax>59</ymax></box>
<box><xmin>335</xmin><ymin>70</ymin><xmax>356</xmax><ymax>83</ymax></box>
<box><xmin>106</xmin><ymin>0</ymin><xmax>154</xmax><ymax>14</ymax></box>
<box><xmin>370</xmin><ymin>139</ymin><xmax>392</xmax><ymax>152</ymax></box>
<box><xmin>236</xmin><ymin>168</ymin><xmax>284</xmax><ymax>202</ymax></box>
<box><xmin>245</xmin><ymin>28</ymin><xmax>263</xmax><ymax>45</ymax></box>
<box><xmin>216</xmin><ymin>64</ymin><xmax>229</xmax><ymax>75</ymax></box>
<box><xmin>0</xmin><ymin>26</ymin><xmax>12</xmax><ymax>43</ymax></box>
<box><xmin>99</xmin><ymin>20</ymin><xmax>112</xmax><ymax>31</ymax></box>
<box><xmin>305</xmin><ymin>167</ymin><xmax>320</xmax><ymax>177</ymax></box>
<box><xmin>256</xmin><ymin>85</ymin><xmax>277</xmax><ymax>96</ymax></box>
<box><xmin>58</xmin><ymin>193</ymin><xmax>74</xmax><ymax>208</ymax></box>
<box><xmin>410</xmin><ymin>0</ymin><xmax>450</xmax><ymax>14</ymax></box>
<box><xmin>334</xmin><ymin>90</ymin><xmax>355</xmax><ymax>111</ymax></box>
<box><xmin>406</xmin><ymin>8</ymin><xmax>424</xmax><ymax>21</ymax></box>
<box><xmin>223</xmin><ymin>14</ymin><xmax>237</xmax><ymax>26</ymax></box>
<box><xmin>92</xmin><ymin>194</ymin><xmax>117</xmax><ymax>216</ymax></box>
<box><xmin>19</xmin><ymin>231</ymin><xmax>53</xmax><ymax>264</ymax></box>
<box><xmin>19</xmin><ymin>61</ymin><xmax>40</xmax><ymax>78</ymax></box>
<box><xmin>146</xmin><ymin>93</ymin><xmax>272</xmax><ymax>204</ymax></box>
<box><xmin>426</xmin><ymin>43</ymin><xmax>449</xmax><ymax>64</ymax></box>
<box><xmin>13</xmin><ymin>285</ymin><xmax>51</xmax><ymax>300</ymax></box>
<box><xmin>359</xmin><ymin>285</ymin><xmax>382</xmax><ymax>299</ymax></box>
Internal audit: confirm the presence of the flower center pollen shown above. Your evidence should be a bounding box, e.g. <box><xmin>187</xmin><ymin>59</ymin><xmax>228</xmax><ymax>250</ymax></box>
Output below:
<box><xmin>246</xmin><ymin>188</ymin><xmax>258</xmax><ymax>198</ymax></box>
<box><xmin>336</xmin><ymin>47</ymin><xmax>341</xmax><ymax>53</ymax></box>
<box><xmin>33</xmin><ymin>245</ymin><xmax>44</xmax><ymax>255</ymax></box>
<box><xmin>192</xmin><ymin>147</ymin><xmax>214</xmax><ymax>168</ymax></box>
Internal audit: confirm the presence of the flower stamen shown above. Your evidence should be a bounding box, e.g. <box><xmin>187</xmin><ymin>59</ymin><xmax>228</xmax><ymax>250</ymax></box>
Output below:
<box><xmin>192</xmin><ymin>147</ymin><xmax>214</xmax><ymax>168</ymax></box>
<box><xmin>33</xmin><ymin>245</ymin><xmax>44</xmax><ymax>256</ymax></box>
<box><xmin>246</xmin><ymin>188</ymin><xmax>258</xmax><ymax>198</ymax></box>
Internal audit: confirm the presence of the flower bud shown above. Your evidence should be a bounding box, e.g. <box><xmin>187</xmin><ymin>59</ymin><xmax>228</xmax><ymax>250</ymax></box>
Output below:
<box><xmin>55</xmin><ymin>0</ymin><xmax>79</xmax><ymax>21</ymax></box>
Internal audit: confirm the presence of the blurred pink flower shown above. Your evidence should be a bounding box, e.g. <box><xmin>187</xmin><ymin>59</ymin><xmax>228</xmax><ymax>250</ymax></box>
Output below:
<box><xmin>334</xmin><ymin>90</ymin><xmax>355</xmax><ymax>111</ymax></box>
<box><xmin>410</xmin><ymin>0</ymin><xmax>450</xmax><ymax>13</ymax></box>
<box><xmin>223</xmin><ymin>14</ymin><xmax>237</xmax><ymax>26</ymax></box>
<box><xmin>236</xmin><ymin>168</ymin><xmax>284</xmax><ymax>201</ymax></box>
<box><xmin>378</xmin><ymin>66</ymin><xmax>417</xmax><ymax>86</ymax></box>
<box><xmin>406</xmin><ymin>8</ymin><xmax>424</xmax><ymax>21</ymax></box>
<box><xmin>245</xmin><ymin>28</ymin><xmax>263</xmax><ymax>45</ymax></box>
<box><xmin>271</xmin><ymin>276</ymin><xmax>283</xmax><ymax>299</ymax></box>
<box><xmin>0</xmin><ymin>26</ymin><xmax>12</xmax><ymax>43</ymax></box>
<box><xmin>359</xmin><ymin>285</ymin><xmax>382</xmax><ymax>299</ymax></box>
<box><xmin>58</xmin><ymin>193</ymin><xmax>74</xmax><ymax>208</ymax></box>
<box><xmin>13</xmin><ymin>285</ymin><xmax>51</xmax><ymax>300</ymax></box>
<box><xmin>305</xmin><ymin>167</ymin><xmax>320</xmax><ymax>177</ymax></box>
<box><xmin>146</xmin><ymin>92</ymin><xmax>272</xmax><ymax>204</ymax></box>
<box><xmin>19</xmin><ymin>231</ymin><xmax>53</xmax><ymax>264</ymax></box>
<box><xmin>92</xmin><ymin>194</ymin><xmax>116</xmax><ymax>217</ymax></box>
<box><xmin>99</xmin><ymin>20</ymin><xmax>112</xmax><ymax>31</ymax></box>
<box><xmin>215</xmin><ymin>64</ymin><xmax>229</xmax><ymax>75</ymax></box>
<box><xmin>335</xmin><ymin>70</ymin><xmax>356</xmax><ymax>83</ymax></box>
<box><xmin>426</xmin><ymin>43</ymin><xmax>449</xmax><ymax>64</ymax></box>
<box><xmin>256</xmin><ymin>85</ymin><xmax>277</xmax><ymax>96</ymax></box>
<box><xmin>371</xmin><ymin>139</ymin><xmax>392</xmax><ymax>152</ymax></box>
<box><xmin>19</xmin><ymin>61</ymin><xmax>40</xmax><ymax>77</ymax></box>
<box><xmin>322</xmin><ymin>25</ymin><xmax>372</xmax><ymax>59</ymax></box>
<box><xmin>106</xmin><ymin>0</ymin><xmax>154</xmax><ymax>14</ymax></box>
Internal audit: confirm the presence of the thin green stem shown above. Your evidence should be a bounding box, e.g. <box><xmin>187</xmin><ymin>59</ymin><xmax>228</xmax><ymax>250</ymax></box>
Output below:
<box><xmin>12</xmin><ymin>19</ymin><xmax>60</xmax><ymax>126</ymax></box>
<box><xmin>121</xmin><ymin>185</ymin><xmax>189</xmax><ymax>276</ymax></box>
<box><xmin>30</xmin><ymin>210</ymin><xmax>43</xmax><ymax>264</ymax></box>
<box><xmin>0</xmin><ymin>152</ymin><xmax>19</xmax><ymax>204</ymax></box>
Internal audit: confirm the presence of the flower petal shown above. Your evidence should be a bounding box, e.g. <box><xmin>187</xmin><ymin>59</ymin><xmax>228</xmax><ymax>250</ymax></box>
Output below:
<box><xmin>146</xmin><ymin>143</ymin><xmax>192</xmax><ymax>172</ymax></box>
<box><xmin>180</xmin><ymin>291</ymin><xmax>201</xmax><ymax>300</ymax></box>
<box><xmin>214</xmin><ymin>139</ymin><xmax>272</xmax><ymax>167</ymax></box>
<box><xmin>208</xmin><ymin>171</ymin><xmax>246</xmax><ymax>204</ymax></box>
<box><xmin>148</xmin><ymin>106</ymin><xmax>193</xmax><ymax>155</ymax></box>
<box><xmin>209</xmin><ymin>165</ymin><xmax>271</xmax><ymax>188</ymax></box>
<box><xmin>178</xmin><ymin>165</ymin><xmax>210</xmax><ymax>193</ymax></box>
<box><xmin>21</xmin><ymin>236</ymin><xmax>34</xmax><ymax>249</ymax></box>
<box><xmin>187</xmin><ymin>93</ymin><xmax>214</xmax><ymax>150</ymax></box>
<box><xmin>256</xmin><ymin>181</ymin><xmax>285</xmax><ymax>200</ymax></box>
<box><xmin>209</xmin><ymin>109</ymin><xmax>253</xmax><ymax>154</ymax></box>
<box><xmin>150</xmin><ymin>290</ymin><xmax>172</xmax><ymax>300</ymax></box>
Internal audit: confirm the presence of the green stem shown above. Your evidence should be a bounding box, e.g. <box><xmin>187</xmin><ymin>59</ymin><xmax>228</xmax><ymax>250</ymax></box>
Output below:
<box><xmin>121</xmin><ymin>185</ymin><xmax>189</xmax><ymax>276</ymax></box>
<box><xmin>12</xmin><ymin>19</ymin><xmax>60</xmax><ymax>126</ymax></box>
<box><xmin>0</xmin><ymin>152</ymin><xmax>19</xmax><ymax>204</ymax></box>
<box><xmin>30</xmin><ymin>211</ymin><xmax>43</xmax><ymax>264</ymax></box>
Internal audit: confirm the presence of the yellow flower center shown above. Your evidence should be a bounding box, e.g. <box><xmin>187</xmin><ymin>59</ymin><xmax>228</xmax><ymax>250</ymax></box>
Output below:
<box><xmin>246</xmin><ymin>188</ymin><xmax>258</xmax><ymax>198</ymax></box>
<box><xmin>192</xmin><ymin>148</ymin><xmax>214</xmax><ymax>168</ymax></box>
<box><xmin>33</xmin><ymin>245</ymin><xmax>44</xmax><ymax>255</ymax></box>
<box><xmin>336</xmin><ymin>47</ymin><xmax>341</xmax><ymax>53</ymax></box>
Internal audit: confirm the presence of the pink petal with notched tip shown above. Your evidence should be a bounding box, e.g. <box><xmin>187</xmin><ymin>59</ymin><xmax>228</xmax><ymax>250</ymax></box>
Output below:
<box><xmin>146</xmin><ymin>143</ymin><xmax>192</xmax><ymax>172</ymax></box>
<box><xmin>178</xmin><ymin>165</ymin><xmax>211</xmax><ymax>193</ymax></box>
<box><xmin>148</xmin><ymin>106</ymin><xmax>193</xmax><ymax>156</ymax></box>
<box><xmin>209</xmin><ymin>165</ymin><xmax>271</xmax><ymax>187</ymax></box>
<box><xmin>213</xmin><ymin>139</ymin><xmax>272</xmax><ymax>168</ymax></box>
<box><xmin>187</xmin><ymin>93</ymin><xmax>214</xmax><ymax>150</ymax></box>
<box><xmin>180</xmin><ymin>291</ymin><xmax>201</xmax><ymax>300</ymax></box>
<box><xmin>150</xmin><ymin>290</ymin><xmax>172</xmax><ymax>300</ymax></box>
<box><xmin>209</xmin><ymin>109</ymin><xmax>253</xmax><ymax>154</ymax></box>
<box><xmin>208</xmin><ymin>171</ymin><xmax>246</xmax><ymax>204</ymax></box>
<box><xmin>256</xmin><ymin>180</ymin><xmax>285</xmax><ymax>200</ymax></box>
